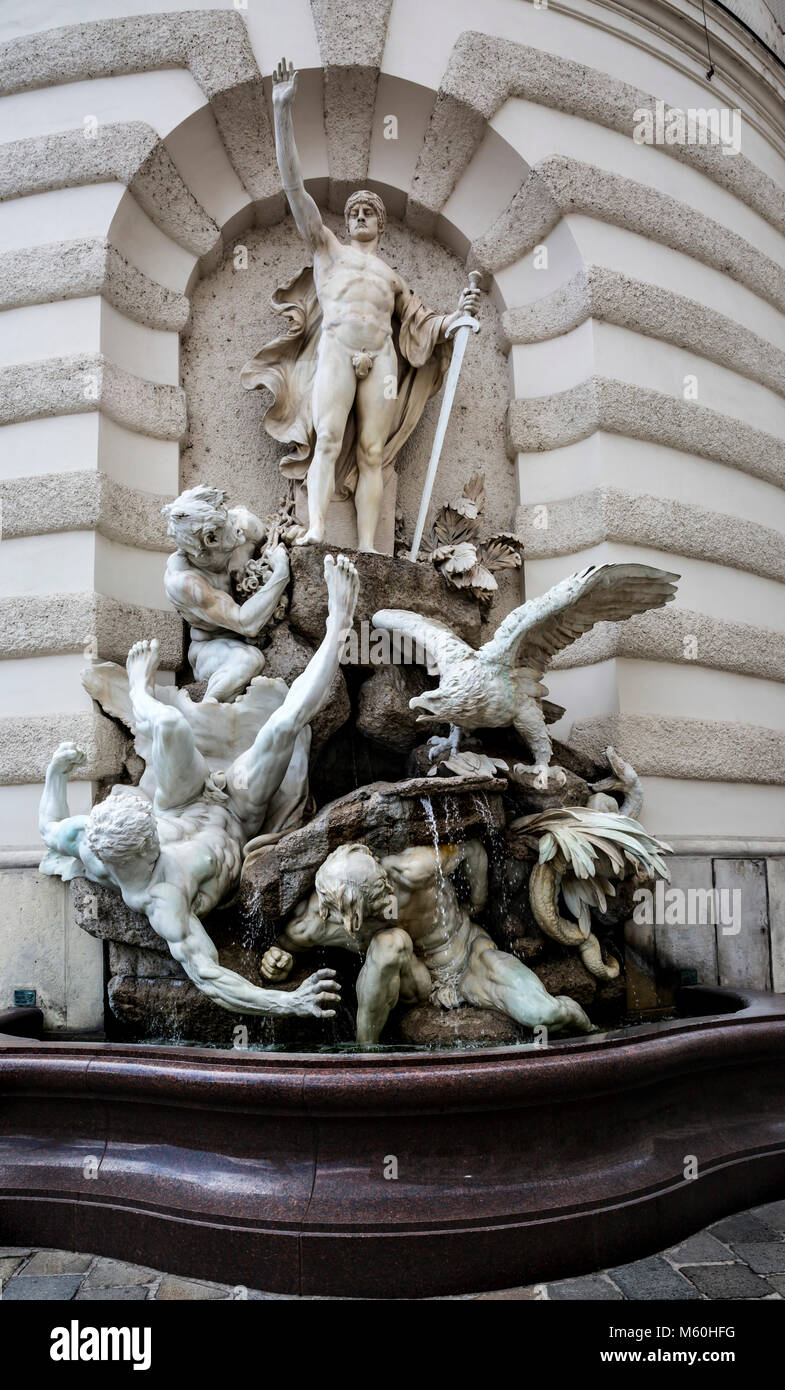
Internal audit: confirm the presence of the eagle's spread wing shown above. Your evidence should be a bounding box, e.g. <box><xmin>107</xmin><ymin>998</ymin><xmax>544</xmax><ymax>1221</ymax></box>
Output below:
<box><xmin>479</xmin><ymin>564</ymin><xmax>679</xmax><ymax>673</ymax></box>
<box><xmin>372</xmin><ymin>610</ymin><xmax>476</xmax><ymax>676</ymax></box>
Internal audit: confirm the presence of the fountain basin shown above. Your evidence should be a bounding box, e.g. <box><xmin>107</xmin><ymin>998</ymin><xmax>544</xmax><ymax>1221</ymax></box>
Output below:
<box><xmin>1</xmin><ymin>986</ymin><xmax>784</xmax><ymax>1298</ymax></box>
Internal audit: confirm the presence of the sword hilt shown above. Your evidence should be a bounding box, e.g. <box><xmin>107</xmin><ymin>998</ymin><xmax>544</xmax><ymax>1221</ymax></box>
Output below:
<box><xmin>446</xmin><ymin>270</ymin><xmax>482</xmax><ymax>339</ymax></box>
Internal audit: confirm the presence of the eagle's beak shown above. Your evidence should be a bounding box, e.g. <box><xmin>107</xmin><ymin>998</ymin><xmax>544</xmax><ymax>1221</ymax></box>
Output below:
<box><xmin>409</xmin><ymin>692</ymin><xmax>440</xmax><ymax>723</ymax></box>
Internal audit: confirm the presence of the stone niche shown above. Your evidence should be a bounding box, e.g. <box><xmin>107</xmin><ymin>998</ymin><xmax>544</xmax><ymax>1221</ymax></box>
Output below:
<box><xmin>180</xmin><ymin>212</ymin><xmax>517</xmax><ymax>601</ymax></box>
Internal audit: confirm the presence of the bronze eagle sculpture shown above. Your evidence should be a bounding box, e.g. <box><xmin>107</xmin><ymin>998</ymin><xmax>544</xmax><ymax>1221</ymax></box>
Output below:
<box><xmin>372</xmin><ymin>562</ymin><xmax>679</xmax><ymax>771</ymax></box>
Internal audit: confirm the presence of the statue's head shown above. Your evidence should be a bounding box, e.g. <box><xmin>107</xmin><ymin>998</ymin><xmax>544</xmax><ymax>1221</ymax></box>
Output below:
<box><xmin>315</xmin><ymin>843</ymin><xmax>396</xmax><ymax>938</ymax></box>
<box><xmin>83</xmin><ymin>791</ymin><xmax>160</xmax><ymax>875</ymax></box>
<box><xmin>162</xmin><ymin>485</ymin><xmax>244</xmax><ymax>562</ymax></box>
<box><xmin>344</xmin><ymin>189</ymin><xmax>386</xmax><ymax>243</ymax></box>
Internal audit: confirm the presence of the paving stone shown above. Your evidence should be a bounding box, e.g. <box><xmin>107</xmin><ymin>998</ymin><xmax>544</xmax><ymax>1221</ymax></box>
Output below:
<box><xmin>22</xmin><ymin>1249</ymin><xmax>92</xmax><ymax>1276</ymax></box>
<box><xmin>0</xmin><ymin>1255</ymin><xmax>28</xmax><ymax>1284</ymax></box>
<box><xmin>472</xmin><ymin>1285</ymin><xmax>545</xmax><ymax>1300</ymax></box>
<box><xmin>751</xmin><ymin>1201</ymin><xmax>785</xmax><ymax>1235</ymax></box>
<box><xmin>547</xmin><ymin>1274</ymin><xmax>624</xmax><ymax>1300</ymax></box>
<box><xmin>667</xmin><ymin>1231</ymin><xmax>733</xmax><ymax>1265</ymax></box>
<box><xmin>82</xmin><ymin>1257</ymin><xmax>156</xmax><ymax>1288</ymax></box>
<box><xmin>709</xmin><ymin>1212</ymin><xmax>774</xmax><ymax>1243</ymax></box>
<box><xmin>729</xmin><ymin>1242</ymin><xmax>785</xmax><ymax>1274</ymax></box>
<box><xmin>3</xmin><ymin>1274</ymin><xmax>84</xmax><ymax>1300</ymax></box>
<box><xmin>609</xmin><ymin>1256</ymin><xmax>700</xmax><ymax>1300</ymax></box>
<box><xmin>155</xmin><ymin>1274</ymin><xmax>230</xmax><ymax>1300</ymax></box>
<box><xmin>0</xmin><ymin>1248</ymin><xmax>31</xmax><ymax>1257</ymax></box>
<box><xmin>680</xmin><ymin>1263</ymin><xmax>774</xmax><ymax>1299</ymax></box>
<box><xmin>764</xmin><ymin>1274</ymin><xmax>785</xmax><ymax>1295</ymax></box>
<box><xmin>76</xmin><ymin>1287</ymin><xmax>150</xmax><ymax>1301</ymax></box>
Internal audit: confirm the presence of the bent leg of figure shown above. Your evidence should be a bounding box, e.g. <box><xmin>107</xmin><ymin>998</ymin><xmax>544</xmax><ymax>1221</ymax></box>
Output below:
<box><xmin>354</xmin><ymin>346</ymin><xmax>398</xmax><ymax>553</ymax></box>
<box><xmin>190</xmin><ymin>636</ymin><xmax>265</xmax><ymax>703</ymax></box>
<box><xmin>459</xmin><ymin>931</ymin><xmax>595</xmax><ymax>1035</ymax></box>
<box><xmin>227</xmin><ymin>555</ymin><xmax>359</xmax><ymax>829</ymax></box>
<box><xmin>297</xmin><ymin>338</ymin><xmax>356</xmax><ymax>545</ymax></box>
<box><xmin>127</xmin><ymin>640</ymin><xmax>209</xmax><ymax>811</ymax></box>
<box><xmin>356</xmin><ymin>927</ymin><xmax>428</xmax><ymax>1045</ymax></box>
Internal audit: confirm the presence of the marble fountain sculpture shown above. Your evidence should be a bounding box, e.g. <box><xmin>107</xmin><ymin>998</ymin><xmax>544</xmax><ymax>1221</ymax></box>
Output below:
<box><xmin>2</xmin><ymin>55</ymin><xmax>784</xmax><ymax>1299</ymax></box>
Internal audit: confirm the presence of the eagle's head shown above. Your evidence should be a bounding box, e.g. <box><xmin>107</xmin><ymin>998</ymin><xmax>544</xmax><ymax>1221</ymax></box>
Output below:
<box><xmin>408</xmin><ymin>658</ymin><xmax>487</xmax><ymax>725</ymax></box>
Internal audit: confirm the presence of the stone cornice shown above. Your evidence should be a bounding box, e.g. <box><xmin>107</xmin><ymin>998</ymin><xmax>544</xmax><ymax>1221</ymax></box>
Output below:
<box><xmin>550</xmin><ymin>606</ymin><xmax>785</xmax><ymax>683</ymax></box>
<box><xmin>471</xmin><ymin>158</ymin><xmax>785</xmax><ymax>318</ymax></box>
<box><xmin>507</xmin><ymin>378</ymin><xmax>785</xmax><ymax>490</ymax></box>
<box><xmin>0</xmin><ymin>10</ymin><xmax>280</xmax><ymax>208</ymax></box>
<box><xmin>569</xmin><ymin>712</ymin><xmax>785</xmax><ymax>782</ymax></box>
<box><xmin>517</xmin><ymin>486</ymin><xmax>785</xmax><ymax>582</ymax></box>
<box><xmin>0</xmin><ymin>594</ymin><xmax>182</xmax><ymax>668</ymax></box>
<box><xmin>408</xmin><ymin>30</ymin><xmax>785</xmax><ymax>237</ymax></box>
<box><xmin>0</xmin><ymin>472</ymin><xmax>172</xmax><ymax>552</ymax></box>
<box><xmin>0</xmin><ymin>240</ymin><xmax>190</xmax><ymax>332</ymax></box>
<box><xmin>0</xmin><ymin>354</ymin><xmax>186</xmax><ymax>441</ymax></box>
<box><xmin>502</xmin><ymin>266</ymin><xmax>785</xmax><ymax>400</ymax></box>
<box><xmin>0</xmin><ymin>124</ymin><xmax>219</xmax><ymax>258</ymax></box>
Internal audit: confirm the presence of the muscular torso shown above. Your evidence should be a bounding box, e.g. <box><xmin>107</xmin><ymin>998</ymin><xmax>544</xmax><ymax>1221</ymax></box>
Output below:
<box><xmin>164</xmin><ymin>553</ymin><xmax>234</xmax><ymax>642</ymax></box>
<box><xmin>313</xmin><ymin>230</ymin><xmax>403</xmax><ymax>353</ymax></box>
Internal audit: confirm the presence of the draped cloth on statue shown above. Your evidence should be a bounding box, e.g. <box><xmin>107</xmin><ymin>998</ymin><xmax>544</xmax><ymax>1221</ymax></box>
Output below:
<box><xmin>240</xmin><ymin>265</ymin><xmax>453</xmax><ymax>500</ymax></box>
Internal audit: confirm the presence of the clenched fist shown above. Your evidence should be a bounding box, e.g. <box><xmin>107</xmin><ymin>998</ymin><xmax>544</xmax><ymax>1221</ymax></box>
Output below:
<box><xmin>261</xmin><ymin>946</ymin><xmax>294</xmax><ymax>982</ymax></box>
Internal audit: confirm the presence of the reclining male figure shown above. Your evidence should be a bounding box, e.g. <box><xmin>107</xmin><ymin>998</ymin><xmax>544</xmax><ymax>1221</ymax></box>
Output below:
<box><xmin>39</xmin><ymin>555</ymin><xmax>360</xmax><ymax>1019</ymax></box>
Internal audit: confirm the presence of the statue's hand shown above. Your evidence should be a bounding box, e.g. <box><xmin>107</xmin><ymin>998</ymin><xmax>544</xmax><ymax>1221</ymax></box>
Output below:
<box><xmin>269</xmin><ymin>542</ymin><xmax>290</xmax><ymax>579</ymax></box>
<box><xmin>458</xmin><ymin>284</ymin><xmax>481</xmax><ymax>316</ymax></box>
<box><xmin>261</xmin><ymin>946</ymin><xmax>294</xmax><ymax>982</ymax></box>
<box><xmin>289</xmin><ymin>967</ymin><xmax>341</xmax><ymax>1019</ymax></box>
<box><xmin>50</xmin><ymin>741</ymin><xmax>86</xmax><ymax>774</ymax></box>
<box><xmin>272</xmin><ymin>56</ymin><xmax>298</xmax><ymax>108</ymax></box>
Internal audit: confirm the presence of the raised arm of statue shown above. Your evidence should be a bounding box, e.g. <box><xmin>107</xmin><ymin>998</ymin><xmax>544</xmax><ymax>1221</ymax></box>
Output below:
<box><xmin>272</xmin><ymin>57</ymin><xmax>326</xmax><ymax>252</ymax></box>
<box><xmin>39</xmin><ymin>742</ymin><xmax>89</xmax><ymax>858</ymax></box>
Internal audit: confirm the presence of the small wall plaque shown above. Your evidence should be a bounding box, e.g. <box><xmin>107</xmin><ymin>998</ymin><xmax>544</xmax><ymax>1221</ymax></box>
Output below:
<box><xmin>13</xmin><ymin>989</ymin><xmax>36</xmax><ymax>1008</ymax></box>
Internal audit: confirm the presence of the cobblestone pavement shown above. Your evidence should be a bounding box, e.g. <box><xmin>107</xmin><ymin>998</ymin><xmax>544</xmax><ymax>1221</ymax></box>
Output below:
<box><xmin>1</xmin><ymin>1202</ymin><xmax>784</xmax><ymax>1300</ymax></box>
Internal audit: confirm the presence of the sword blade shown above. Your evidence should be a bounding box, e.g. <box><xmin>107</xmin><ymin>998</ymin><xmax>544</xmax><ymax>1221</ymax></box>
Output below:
<box><xmin>408</xmin><ymin>325</ymin><xmax>472</xmax><ymax>562</ymax></box>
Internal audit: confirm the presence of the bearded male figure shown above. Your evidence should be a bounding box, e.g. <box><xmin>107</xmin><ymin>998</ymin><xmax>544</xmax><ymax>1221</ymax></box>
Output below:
<box><xmin>261</xmin><ymin>841</ymin><xmax>595</xmax><ymax>1044</ymax></box>
<box><xmin>241</xmin><ymin>57</ymin><xmax>479</xmax><ymax>553</ymax></box>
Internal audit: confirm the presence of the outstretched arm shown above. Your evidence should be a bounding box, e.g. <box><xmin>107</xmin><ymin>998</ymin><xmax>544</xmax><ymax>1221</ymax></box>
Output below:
<box><xmin>272</xmin><ymin>57</ymin><xmax>326</xmax><ymax>252</ymax></box>
<box><xmin>146</xmin><ymin>882</ymin><xmax>340</xmax><ymax>1018</ymax></box>
<box><xmin>39</xmin><ymin>742</ymin><xmax>88</xmax><ymax>856</ymax></box>
<box><xmin>166</xmin><ymin>543</ymin><xmax>290</xmax><ymax>639</ymax></box>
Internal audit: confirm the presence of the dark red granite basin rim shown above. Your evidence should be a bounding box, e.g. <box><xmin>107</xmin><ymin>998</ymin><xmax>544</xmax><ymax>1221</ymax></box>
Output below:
<box><xmin>1</xmin><ymin>988</ymin><xmax>783</xmax><ymax>1115</ymax></box>
<box><xmin>1</xmin><ymin>987</ymin><xmax>784</xmax><ymax>1295</ymax></box>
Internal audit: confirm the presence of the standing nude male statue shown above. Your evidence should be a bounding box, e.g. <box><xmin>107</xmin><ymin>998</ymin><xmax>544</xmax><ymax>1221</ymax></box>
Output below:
<box><xmin>241</xmin><ymin>58</ymin><xmax>479</xmax><ymax>553</ymax></box>
<box><xmin>40</xmin><ymin>555</ymin><xmax>360</xmax><ymax>1020</ymax></box>
<box><xmin>261</xmin><ymin>840</ymin><xmax>595</xmax><ymax>1043</ymax></box>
